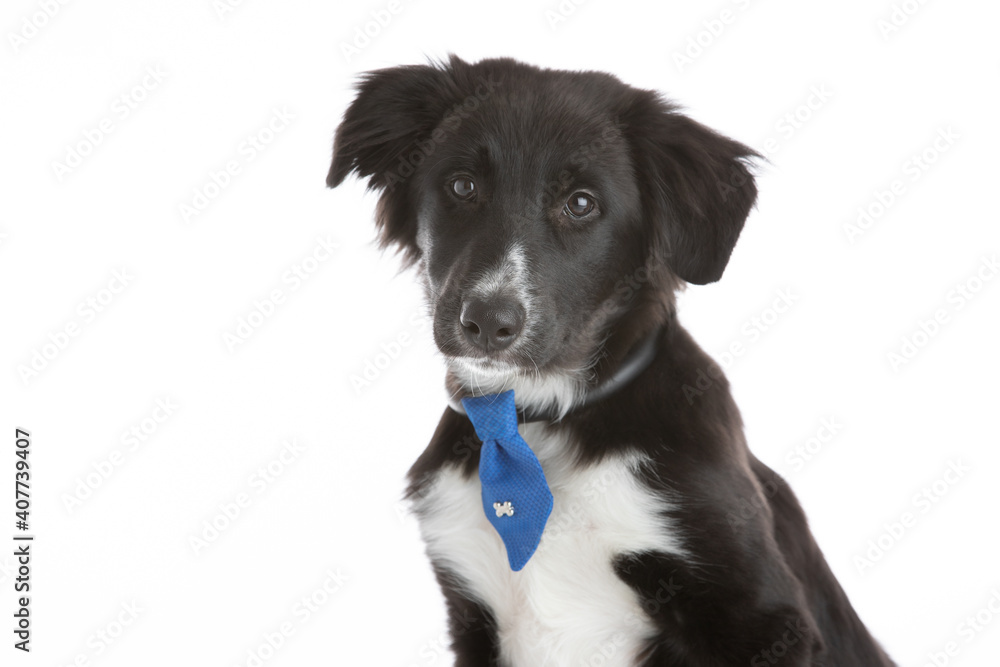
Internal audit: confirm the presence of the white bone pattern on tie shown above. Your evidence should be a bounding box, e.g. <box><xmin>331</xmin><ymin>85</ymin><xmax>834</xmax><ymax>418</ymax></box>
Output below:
<box><xmin>493</xmin><ymin>501</ymin><xmax>514</xmax><ymax>517</ymax></box>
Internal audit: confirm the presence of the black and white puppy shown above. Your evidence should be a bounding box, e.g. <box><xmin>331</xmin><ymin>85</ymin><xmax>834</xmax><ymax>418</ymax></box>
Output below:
<box><xmin>328</xmin><ymin>55</ymin><xmax>894</xmax><ymax>667</ymax></box>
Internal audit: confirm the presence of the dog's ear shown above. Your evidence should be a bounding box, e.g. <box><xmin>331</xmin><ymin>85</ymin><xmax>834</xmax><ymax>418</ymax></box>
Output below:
<box><xmin>327</xmin><ymin>61</ymin><xmax>458</xmax><ymax>263</ymax></box>
<box><xmin>624</xmin><ymin>92</ymin><xmax>759</xmax><ymax>285</ymax></box>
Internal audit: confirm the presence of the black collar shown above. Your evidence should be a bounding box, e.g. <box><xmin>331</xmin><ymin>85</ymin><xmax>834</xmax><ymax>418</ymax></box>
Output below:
<box><xmin>447</xmin><ymin>326</ymin><xmax>663</xmax><ymax>425</ymax></box>
<box><xmin>519</xmin><ymin>326</ymin><xmax>662</xmax><ymax>423</ymax></box>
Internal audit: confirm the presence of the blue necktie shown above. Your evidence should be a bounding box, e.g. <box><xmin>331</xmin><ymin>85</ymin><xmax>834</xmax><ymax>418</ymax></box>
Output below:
<box><xmin>461</xmin><ymin>390</ymin><xmax>553</xmax><ymax>571</ymax></box>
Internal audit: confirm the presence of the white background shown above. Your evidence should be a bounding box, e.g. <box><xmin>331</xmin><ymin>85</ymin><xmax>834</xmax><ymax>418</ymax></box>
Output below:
<box><xmin>2</xmin><ymin>0</ymin><xmax>999</xmax><ymax>665</ymax></box>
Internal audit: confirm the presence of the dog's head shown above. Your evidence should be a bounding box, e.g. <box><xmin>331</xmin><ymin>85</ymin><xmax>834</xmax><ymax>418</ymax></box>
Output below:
<box><xmin>329</xmin><ymin>56</ymin><xmax>757</xmax><ymax>411</ymax></box>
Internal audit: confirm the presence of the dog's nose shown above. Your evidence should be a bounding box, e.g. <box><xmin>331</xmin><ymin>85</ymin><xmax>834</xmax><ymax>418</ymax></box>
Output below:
<box><xmin>460</xmin><ymin>298</ymin><xmax>524</xmax><ymax>352</ymax></box>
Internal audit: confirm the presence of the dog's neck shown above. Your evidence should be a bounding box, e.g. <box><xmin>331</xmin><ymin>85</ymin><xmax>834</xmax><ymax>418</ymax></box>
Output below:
<box><xmin>520</xmin><ymin>324</ymin><xmax>663</xmax><ymax>422</ymax></box>
<box><xmin>445</xmin><ymin>323</ymin><xmax>665</xmax><ymax>424</ymax></box>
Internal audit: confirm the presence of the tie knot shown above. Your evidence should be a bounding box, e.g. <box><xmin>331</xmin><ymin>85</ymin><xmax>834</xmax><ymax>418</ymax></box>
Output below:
<box><xmin>461</xmin><ymin>390</ymin><xmax>521</xmax><ymax>441</ymax></box>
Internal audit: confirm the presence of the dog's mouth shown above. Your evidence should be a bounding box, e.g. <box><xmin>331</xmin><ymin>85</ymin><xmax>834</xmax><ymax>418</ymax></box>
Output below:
<box><xmin>445</xmin><ymin>356</ymin><xmax>523</xmax><ymax>399</ymax></box>
<box><xmin>440</xmin><ymin>318</ymin><xmax>559</xmax><ymax>393</ymax></box>
<box><xmin>446</xmin><ymin>345</ymin><xmax>539</xmax><ymax>380</ymax></box>
<box><xmin>450</xmin><ymin>355</ymin><xmax>521</xmax><ymax>376</ymax></box>
<box><xmin>444</xmin><ymin>339</ymin><xmax>594</xmax><ymax>419</ymax></box>
<box><xmin>432</xmin><ymin>292</ymin><xmax>593</xmax><ymax>392</ymax></box>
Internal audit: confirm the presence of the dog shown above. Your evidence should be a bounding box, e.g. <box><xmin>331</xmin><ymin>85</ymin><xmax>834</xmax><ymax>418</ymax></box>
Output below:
<box><xmin>328</xmin><ymin>55</ymin><xmax>894</xmax><ymax>666</ymax></box>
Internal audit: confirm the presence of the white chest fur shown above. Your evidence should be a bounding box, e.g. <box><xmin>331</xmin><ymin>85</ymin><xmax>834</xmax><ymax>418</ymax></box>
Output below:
<box><xmin>414</xmin><ymin>423</ymin><xmax>685</xmax><ymax>667</ymax></box>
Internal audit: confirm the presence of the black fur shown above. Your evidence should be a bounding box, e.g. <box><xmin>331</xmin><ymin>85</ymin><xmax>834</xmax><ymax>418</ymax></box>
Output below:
<box><xmin>329</xmin><ymin>55</ymin><xmax>894</xmax><ymax>666</ymax></box>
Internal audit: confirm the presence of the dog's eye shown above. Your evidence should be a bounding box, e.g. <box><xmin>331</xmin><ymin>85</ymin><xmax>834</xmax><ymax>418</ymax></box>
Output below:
<box><xmin>450</xmin><ymin>177</ymin><xmax>476</xmax><ymax>200</ymax></box>
<box><xmin>564</xmin><ymin>192</ymin><xmax>596</xmax><ymax>218</ymax></box>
